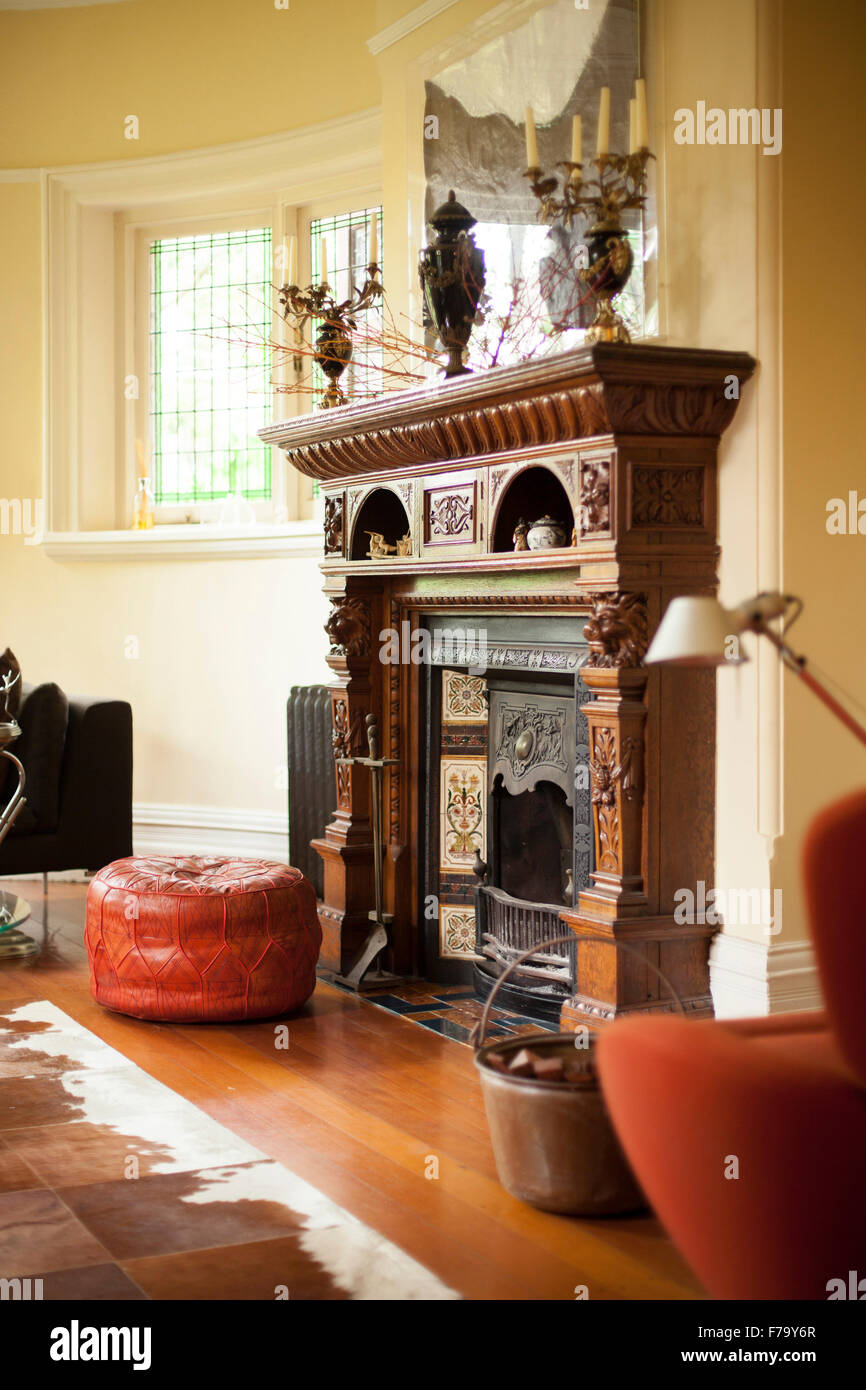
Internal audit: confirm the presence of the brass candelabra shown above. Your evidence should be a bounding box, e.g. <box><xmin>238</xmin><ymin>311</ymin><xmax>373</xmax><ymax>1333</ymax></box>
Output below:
<box><xmin>279</xmin><ymin>266</ymin><xmax>384</xmax><ymax>408</ymax></box>
<box><xmin>525</xmin><ymin>148</ymin><xmax>652</xmax><ymax>343</ymax></box>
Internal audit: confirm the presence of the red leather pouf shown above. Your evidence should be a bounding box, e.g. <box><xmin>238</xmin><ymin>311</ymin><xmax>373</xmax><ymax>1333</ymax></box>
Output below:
<box><xmin>85</xmin><ymin>856</ymin><xmax>321</xmax><ymax>1022</ymax></box>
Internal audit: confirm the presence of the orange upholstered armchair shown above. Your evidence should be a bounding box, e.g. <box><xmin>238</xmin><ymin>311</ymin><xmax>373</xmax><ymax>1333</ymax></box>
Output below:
<box><xmin>596</xmin><ymin>789</ymin><xmax>866</xmax><ymax>1301</ymax></box>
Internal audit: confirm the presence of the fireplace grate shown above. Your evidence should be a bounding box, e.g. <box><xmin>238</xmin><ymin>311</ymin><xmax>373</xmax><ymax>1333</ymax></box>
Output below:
<box><xmin>475</xmin><ymin>885</ymin><xmax>575</xmax><ymax>991</ymax></box>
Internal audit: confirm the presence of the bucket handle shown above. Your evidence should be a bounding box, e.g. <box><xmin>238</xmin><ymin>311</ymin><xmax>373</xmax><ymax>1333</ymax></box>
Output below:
<box><xmin>471</xmin><ymin>933</ymin><xmax>686</xmax><ymax>1051</ymax></box>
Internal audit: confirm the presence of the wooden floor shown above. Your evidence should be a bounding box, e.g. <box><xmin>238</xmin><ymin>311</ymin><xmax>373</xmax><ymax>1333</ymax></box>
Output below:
<box><xmin>0</xmin><ymin>881</ymin><xmax>704</xmax><ymax>1301</ymax></box>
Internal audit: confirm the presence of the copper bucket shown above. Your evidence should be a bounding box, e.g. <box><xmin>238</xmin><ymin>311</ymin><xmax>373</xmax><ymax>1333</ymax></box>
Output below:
<box><xmin>472</xmin><ymin>934</ymin><xmax>684</xmax><ymax>1216</ymax></box>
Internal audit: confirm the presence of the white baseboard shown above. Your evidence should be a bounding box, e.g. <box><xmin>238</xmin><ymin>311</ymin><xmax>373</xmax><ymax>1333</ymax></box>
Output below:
<box><xmin>1</xmin><ymin>803</ymin><xmax>291</xmax><ymax>884</ymax></box>
<box><xmin>709</xmin><ymin>932</ymin><xmax>823</xmax><ymax>1018</ymax></box>
<box><xmin>133</xmin><ymin>802</ymin><xmax>290</xmax><ymax>864</ymax></box>
<box><xmin>1</xmin><ymin>869</ymin><xmax>90</xmax><ymax>884</ymax></box>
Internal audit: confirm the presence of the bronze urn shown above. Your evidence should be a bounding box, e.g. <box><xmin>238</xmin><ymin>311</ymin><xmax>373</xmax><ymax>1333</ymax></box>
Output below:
<box><xmin>419</xmin><ymin>190</ymin><xmax>486</xmax><ymax>377</ymax></box>
<box><xmin>314</xmin><ymin>318</ymin><xmax>354</xmax><ymax>409</ymax></box>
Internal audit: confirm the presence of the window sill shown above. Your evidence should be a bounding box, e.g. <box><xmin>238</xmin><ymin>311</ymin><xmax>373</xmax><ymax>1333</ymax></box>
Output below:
<box><xmin>38</xmin><ymin>521</ymin><xmax>323</xmax><ymax>562</ymax></box>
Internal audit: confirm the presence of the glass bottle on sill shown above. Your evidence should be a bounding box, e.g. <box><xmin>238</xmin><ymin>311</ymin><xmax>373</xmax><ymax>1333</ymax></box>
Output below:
<box><xmin>132</xmin><ymin>477</ymin><xmax>155</xmax><ymax>530</ymax></box>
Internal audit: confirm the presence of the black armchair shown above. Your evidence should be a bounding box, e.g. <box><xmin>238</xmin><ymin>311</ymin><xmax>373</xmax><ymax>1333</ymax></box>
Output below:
<box><xmin>0</xmin><ymin>683</ymin><xmax>133</xmax><ymax>878</ymax></box>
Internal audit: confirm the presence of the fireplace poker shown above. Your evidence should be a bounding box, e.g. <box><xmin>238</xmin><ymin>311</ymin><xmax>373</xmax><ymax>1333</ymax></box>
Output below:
<box><xmin>334</xmin><ymin>714</ymin><xmax>402</xmax><ymax>991</ymax></box>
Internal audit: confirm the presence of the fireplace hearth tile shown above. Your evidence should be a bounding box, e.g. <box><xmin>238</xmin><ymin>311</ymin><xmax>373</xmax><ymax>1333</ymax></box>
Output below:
<box><xmin>352</xmin><ymin>994</ymin><xmax>435</xmax><ymax>1014</ymax></box>
<box><xmin>417</xmin><ymin>1018</ymin><xmax>485</xmax><ymax>1042</ymax></box>
<box><xmin>353</xmin><ymin>979</ymin><xmax>559</xmax><ymax>1046</ymax></box>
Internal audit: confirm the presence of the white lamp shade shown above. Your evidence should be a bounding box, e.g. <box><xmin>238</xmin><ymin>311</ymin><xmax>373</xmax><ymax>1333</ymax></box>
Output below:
<box><xmin>644</xmin><ymin>596</ymin><xmax>745</xmax><ymax>667</ymax></box>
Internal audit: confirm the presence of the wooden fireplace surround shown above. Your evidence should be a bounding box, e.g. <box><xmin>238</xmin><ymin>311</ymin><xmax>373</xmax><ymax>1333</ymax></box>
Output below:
<box><xmin>261</xmin><ymin>343</ymin><xmax>755</xmax><ymax>1030</ymax></box>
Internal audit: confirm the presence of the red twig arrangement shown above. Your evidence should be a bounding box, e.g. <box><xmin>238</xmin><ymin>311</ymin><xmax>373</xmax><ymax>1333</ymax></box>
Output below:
<box><xmin>203</xmin><ymin>242</ymin><xmax>635</xmax><ymax>404</ymax></box>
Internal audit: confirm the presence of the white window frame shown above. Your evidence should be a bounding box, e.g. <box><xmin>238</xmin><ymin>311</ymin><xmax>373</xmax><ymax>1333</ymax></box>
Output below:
<box><xmin>40</xmin><ymin>112</ymin><xmax>381</xmax><ymax>559</ymax></box>
<box><xmin>127</xmin><ymin>204</ymin><xmax>285</xmax><ymax>527</ymax></box>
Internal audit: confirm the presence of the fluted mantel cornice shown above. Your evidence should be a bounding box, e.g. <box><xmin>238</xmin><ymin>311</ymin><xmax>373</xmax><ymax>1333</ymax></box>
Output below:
<box><xmin>259</xmin><ymin>344</ymin><xmax>756</xmax><ymax>483</ymax></box>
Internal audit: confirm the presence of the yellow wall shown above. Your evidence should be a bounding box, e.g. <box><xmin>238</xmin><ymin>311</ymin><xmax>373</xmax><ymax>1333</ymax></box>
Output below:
<box><xmin>0</xmin><ymin>0</ymin><xmax>381</xmax><ymax>168</ymax></box>
<box><xmin>775</xmin><ymin>0</ymin><xmax>866</xmax><ymax>933</ymax></box>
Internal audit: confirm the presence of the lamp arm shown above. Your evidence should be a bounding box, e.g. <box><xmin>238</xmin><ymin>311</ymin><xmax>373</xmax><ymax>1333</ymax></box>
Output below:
<box><xmin>756</xmin><ymin>623</ymin><xmax>866</xmax><ymax>750</ymax></box>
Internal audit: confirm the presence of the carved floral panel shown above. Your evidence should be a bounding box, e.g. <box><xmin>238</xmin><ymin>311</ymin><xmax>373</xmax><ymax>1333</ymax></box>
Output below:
<box><xmin>589</xmin><ymin>727</ymin><xmax>641</xmax><ymax>874</ymax></box>
<box><xmin>631</xmin><ymin>466</ymin><xmax>704</xmax><ymax>527</ymax></box>
<box><xmin>332</xmin><ymin>697</ymin><xmax>366</xmax><ymax>810</ymax></box>
<box><xmin>323</xmin><ymin>494</ymin><xmax>343</xmax><ymax>556</ymax></box>
<box><xmin>425</xmin><ymin>483</ymin><xmax>476</xmax><ymax>545</ymax></box>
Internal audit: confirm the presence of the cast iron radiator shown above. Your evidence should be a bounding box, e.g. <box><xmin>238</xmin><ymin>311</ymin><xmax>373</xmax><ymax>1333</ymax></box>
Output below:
<box><xmin>286</xmin><ymin>685</ymin><xmax>333</xmax><ymax>898</ymax></box>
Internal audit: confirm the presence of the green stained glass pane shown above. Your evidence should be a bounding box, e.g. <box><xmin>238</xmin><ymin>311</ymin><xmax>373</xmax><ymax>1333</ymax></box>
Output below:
<box><xmin>149</xmin><ymin>226</ymin><xmax>272</xmax><ymax>504</ymax></box>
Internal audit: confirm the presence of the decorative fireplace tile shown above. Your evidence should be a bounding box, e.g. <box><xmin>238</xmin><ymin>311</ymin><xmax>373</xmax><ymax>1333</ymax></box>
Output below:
<box><xmin>440</xmin><ymin>757</ymin><xmax>486</xmax><ymax>871</ymax></box>
<box><xmin>435</xmin><ymin>675</ymin><xmax>489</xmax><ymax>962</ymax></box>
<box><xmin>443</xmin><ymin>670</ymin><xmax>486</xmax><ymax>724</ymax></box>
<box><xmin>437</xmin><ymin>872</ymin><xmax>477</xmax><ymax>900</ymax></box>
<box><xmin>439</xmin><ymin>905</ymin><xmax>482</xmax><ymax>961</ymax></box>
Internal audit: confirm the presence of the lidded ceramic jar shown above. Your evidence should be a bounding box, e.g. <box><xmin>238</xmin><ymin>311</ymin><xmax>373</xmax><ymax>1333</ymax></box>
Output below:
<box><xmin>527</xmin><ymin>515</ymin><xmax>567</xmax><ymax>550</ymax></box>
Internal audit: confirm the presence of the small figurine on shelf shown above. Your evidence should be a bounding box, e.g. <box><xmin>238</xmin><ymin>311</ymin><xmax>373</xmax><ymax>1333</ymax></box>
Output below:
<box><xmin>366</xmin><ymin>531</ymin><xmax>397</xmax><ymax>559</ymax></box>
<box><xmin>513</xmin><ymin>518</ymin><xmax>529</xmax><ymax>551</ymax></box>
<box><xmin>0</xmin><ymin>669</ymin><xmax>20</xmax><ymax>728</ymax></box>
<box><xmin>396</xmin><ymin>533</ymin><xmax>413</xmax><ymax>557</ymax></box>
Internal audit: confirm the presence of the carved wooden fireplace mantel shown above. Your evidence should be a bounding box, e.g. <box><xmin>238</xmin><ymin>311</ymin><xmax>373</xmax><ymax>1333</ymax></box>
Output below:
<box><xmin>261</xmin><ymin>343</ymin><xmax>755</xmax><ymax>1030</ymax></box>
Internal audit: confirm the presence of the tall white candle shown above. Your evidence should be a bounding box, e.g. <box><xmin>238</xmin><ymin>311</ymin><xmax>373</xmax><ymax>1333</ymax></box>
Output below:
<box><xmin>635</xmin><ymin>77</ymin><xmax>649</xmax><ymax>149</ymax></box>
<box><xmin>369</xmin><ymin>211</ymin><xmax>378</xmax><ymax>267</ymax></box>
<box><xmin>320</xmin><ymin>235</ymin><xmax>328</xmax><ymax>287</ymax></box>
<box><xmin>571</xmin><ymin>114</ymin><xmax>583</xmax><ymax>166</ymax></box>
<box><xmin>525</xmin><ymin>105</ymin><xmax>539</xmax><ymax>168</ymax></box>
<box><xmin>596</xmin><ymin>86</ymin><xmax>610</xmax><ymax>158</ymax></box>
<box><xmin>629</xmin><ymin>98</ymin><xmax>637</xmax><ymax>155</ymax></box>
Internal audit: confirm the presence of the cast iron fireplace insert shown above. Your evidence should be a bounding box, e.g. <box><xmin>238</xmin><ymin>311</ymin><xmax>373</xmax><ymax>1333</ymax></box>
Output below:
<box><xmin>421</xmin><ymin>615</ymin><xmax>592</xmax><ymax>1019</ymax></box>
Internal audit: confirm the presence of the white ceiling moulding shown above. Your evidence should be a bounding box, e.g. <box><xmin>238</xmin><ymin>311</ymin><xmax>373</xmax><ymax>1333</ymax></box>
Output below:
<box><xmin>44</xmin><ymin>108</ymin><xmax>382</xmax><ymax>208</ymax></box>
<box><xmin>0</xmin><ymin>168</ymin><xmax>42</xmax><ymax>182</ymax></box>
<box><xmin>367</xmin><ymin>0</ymin><xmax>461</xmax><ymax>55</ymax></box>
